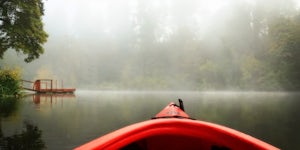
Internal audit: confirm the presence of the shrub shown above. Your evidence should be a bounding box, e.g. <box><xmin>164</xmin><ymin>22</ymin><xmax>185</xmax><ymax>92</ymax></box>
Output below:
<box><xmin>0</xmin><ymin>68</ymin><xmax>21</xmax><ymax>97</ymax></box>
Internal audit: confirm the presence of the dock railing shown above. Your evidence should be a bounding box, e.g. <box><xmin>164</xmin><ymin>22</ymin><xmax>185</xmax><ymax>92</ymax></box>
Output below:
<box><xmin>21</xmin><ymin>79</ymin><xmax>75</xmax><ymax>93</ymax></box>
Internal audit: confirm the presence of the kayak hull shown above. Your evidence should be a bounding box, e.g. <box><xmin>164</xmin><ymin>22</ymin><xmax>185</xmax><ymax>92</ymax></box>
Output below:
<box><xmin>75</xmin><ymin>118</ymin><xmax>279</xmax><ymax>150</ymax></box>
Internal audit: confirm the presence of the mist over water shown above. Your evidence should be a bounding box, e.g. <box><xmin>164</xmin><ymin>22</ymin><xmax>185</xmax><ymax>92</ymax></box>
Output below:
<box><xmin>1</xmin><ymin>91</ymin><xmax>300</xmax><ymax>149</ymax></box>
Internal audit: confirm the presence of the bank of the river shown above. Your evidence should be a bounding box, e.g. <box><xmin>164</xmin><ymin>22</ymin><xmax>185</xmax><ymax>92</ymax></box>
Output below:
<box><xmin>0</xmin><ymin>68</ymin><xmax>22</xmax><ymax>98</ymax></box>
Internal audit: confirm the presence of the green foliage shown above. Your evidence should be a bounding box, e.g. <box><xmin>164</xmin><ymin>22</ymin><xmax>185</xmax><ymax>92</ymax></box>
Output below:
<box><xmin>1</xmin><ymin>0</ymin><xmax>299</xmax><ymax>91</ymax></box>
<box><xmin>241</xmin><ymin>55</ymin><xmax>264</xmax><ymax>89</ymax></box>
<box><xmin>0</xmin><ymin>68</ymin><xmax>21</xmax><ymax>97</ymax></box>
<box><xmin>268</xmin><ymin>15</ymin><xmax>300</xmax><ymax>90</ymax></box>
<box><xmin>0</xmin><ymin>0</ymin><xmax>48</xmax><ymax>62</ymax></box>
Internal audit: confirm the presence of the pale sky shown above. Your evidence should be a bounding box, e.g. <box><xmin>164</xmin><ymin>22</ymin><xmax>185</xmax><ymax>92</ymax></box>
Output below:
<box><xmin>43</xmin><ymin>0</ymin><xmax>232</xmax><ymax>37</ymax></box>
<box><xmin>42</xmin><ymin>0</ymin><xmax>300</xmax><ymax>42</ymax></box>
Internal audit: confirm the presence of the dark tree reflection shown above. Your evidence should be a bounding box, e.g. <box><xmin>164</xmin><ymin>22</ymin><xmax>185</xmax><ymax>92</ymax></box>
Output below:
<box><xmin>0</xmin><ymin>98</ymin><xmax>19</xmax><ymax>118</ymax></box>
<box><xmin>1</xmin><ymin>98</ymin><xmax>45</xmax><ymax>150</ymax></box>
<box><xmin>0</xmin><ymin>121</ymin><xmax>46</xmax><ymax>150</ymax></box>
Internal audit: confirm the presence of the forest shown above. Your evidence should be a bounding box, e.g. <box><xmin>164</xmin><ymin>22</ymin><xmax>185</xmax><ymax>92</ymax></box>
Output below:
<box><xmin>1</xmin><ymin>0</ymin><xmax>299</xmax><ymax>91</ymax></box>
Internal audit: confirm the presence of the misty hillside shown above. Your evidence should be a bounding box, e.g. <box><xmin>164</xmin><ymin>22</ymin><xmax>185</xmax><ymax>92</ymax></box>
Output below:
<box><xmin>1</xmin><ymin>0</ymin><xmax>300</xmax><ymax>90</ymax></box>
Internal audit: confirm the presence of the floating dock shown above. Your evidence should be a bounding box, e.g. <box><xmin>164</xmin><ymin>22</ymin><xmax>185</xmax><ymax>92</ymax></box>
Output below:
<box><xmin>21</xmin><ymin>79</ymin><xmax>76</xmax><ymax>93</ymax></box>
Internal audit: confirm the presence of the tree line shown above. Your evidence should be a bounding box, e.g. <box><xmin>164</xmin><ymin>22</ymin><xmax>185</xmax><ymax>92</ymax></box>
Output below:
<box><xmin>0</xmin><ymin>0</ymin><xmax>299</xmax><ymax>91</ymax></box>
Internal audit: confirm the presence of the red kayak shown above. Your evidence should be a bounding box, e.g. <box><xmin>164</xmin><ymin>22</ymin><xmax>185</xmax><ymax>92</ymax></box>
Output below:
<box><xmin>75</xmin><ymin>99</ymin><xmax>279</xmax><ymax>150</ymax></box>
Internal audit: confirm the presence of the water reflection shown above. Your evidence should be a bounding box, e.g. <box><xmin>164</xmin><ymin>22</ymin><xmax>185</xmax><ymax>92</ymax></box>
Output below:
<box><xmin>1</xmin><ymin>94</ymin><xmax>76</xmax><ymax>150</ymax></box>
<box><xmin>0</xmin><ymin>97</ymin><xmax>19</xmax><ymax>118</ymax></box>
<box><xmin>0</xmin><ymin>121</ymin><xmax>46</xmax><ymax>150</ymax></box>
<box><xmin>0</xmin><ymin>97</ymin><xmax>45</xmax><ymax>150</ymax></box>
<box><xmin>1</xmin><ymin>91</ymin><xmax>300</xmax><ymax>149</ymax></box>
<box><xmin>26</xmin><ymin>93</ymin><xmax>76</xmax><ymax>109</ymax></box>
<box><xmin>31</xmin><ymin>94</ymin><xmax>76</xmax><ymax>104</ymax></box>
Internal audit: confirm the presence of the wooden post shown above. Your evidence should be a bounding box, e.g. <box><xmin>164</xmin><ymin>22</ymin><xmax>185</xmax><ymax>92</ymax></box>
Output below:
<box><xmin>50</xmin><ymin>80</ymin><xmax>53</xmax><ymax>91</ymax></box>
<box><xmin>34</xmin><ymin>80</ymin><xmax>41</xmax><ymax>91</ymax></box>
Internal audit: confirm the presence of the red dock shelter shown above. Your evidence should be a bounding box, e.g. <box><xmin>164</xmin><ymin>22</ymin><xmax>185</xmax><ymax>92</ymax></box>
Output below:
<box><xmin>22</xmin><ymin>79</ymin><xmax>76</xmax><ymax>93</ymax></box>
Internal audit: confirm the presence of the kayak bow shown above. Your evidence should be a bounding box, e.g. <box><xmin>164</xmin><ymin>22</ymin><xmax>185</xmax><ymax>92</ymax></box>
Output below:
<box><xmin>75</xmin><ymin>99</ymin><xmax>279</xmax><ymax>150</ymax></box>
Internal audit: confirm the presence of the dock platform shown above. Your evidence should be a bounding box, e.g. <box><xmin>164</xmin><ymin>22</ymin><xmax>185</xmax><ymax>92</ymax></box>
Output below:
<box><xmin>21</xmin><ymin>79</ymin><xmax>76</xmax><ymax>93</ymax></box>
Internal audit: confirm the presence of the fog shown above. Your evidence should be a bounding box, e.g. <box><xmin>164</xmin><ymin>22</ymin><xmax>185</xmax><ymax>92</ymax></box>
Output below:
<box><xmin>1</xmin><ymin>0</ymin><xmax>300</xmax><ymax>90</ymax></box>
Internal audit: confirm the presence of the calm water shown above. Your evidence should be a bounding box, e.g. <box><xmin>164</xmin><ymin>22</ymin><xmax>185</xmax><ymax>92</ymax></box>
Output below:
<box><xmin>0</xmin><ymin>91</ymin><xmax>299</xmax><ymax>150</ymax></box>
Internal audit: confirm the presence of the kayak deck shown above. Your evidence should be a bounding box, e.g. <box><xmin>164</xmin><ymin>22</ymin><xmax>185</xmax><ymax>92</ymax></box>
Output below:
<box><xmin>75</xmin><ymin>101</ymin><xmax>279</xmax><ymax>150</ymax></box>
<box><xmin>75</xmin><ymin>119</ymin><xmax>278</xmax><ymax>150</ymax></box>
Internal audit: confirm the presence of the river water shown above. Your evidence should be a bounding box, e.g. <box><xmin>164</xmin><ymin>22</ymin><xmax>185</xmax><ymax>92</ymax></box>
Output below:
<box><xmin>0</xmin><ymin>91</ymin><xmax>299</xmax><ymax>150</ymax></box>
